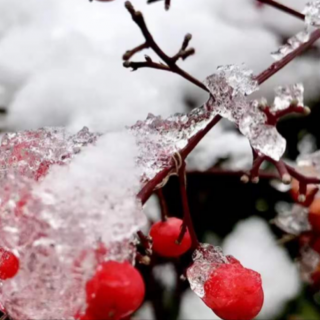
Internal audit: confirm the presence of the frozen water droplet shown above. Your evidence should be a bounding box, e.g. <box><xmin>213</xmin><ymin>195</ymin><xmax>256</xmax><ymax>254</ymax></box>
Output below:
<box><xmin>186</xmin><ymin>244</ymin><xmax>228</xmax><ymax>298</ymax></box>
<box><xmin>239</xmin><ymin>100</ymin><xmax>286</xmax><ymax>161</ymax></box>
<box><xmin>271</xmin><ymin>29</ymin><xmax>310</xmax><ymax>61</ymax></box>
<box><xmin>273</xmin><ymin>83</ymin><xmax>304</xmax><ymax>112</ymax></box>
<box><xmin>299</xmin><ymin>247</ymin><xmax>320</xmax><ymax>282</ymax></box>
<box><xmin>297</xmin><ymin>151</ymin><xmax>320</xmax><ymax>178</ymax></box>
<box><xmin>274</xmin><ymin>203</ymin><xmax>311</xmax><ymax>235</ymax></box>
<box><xmin>304</xmin><ymin>1</ymin><xmax>320</xmax><ymax>27</ymax></box>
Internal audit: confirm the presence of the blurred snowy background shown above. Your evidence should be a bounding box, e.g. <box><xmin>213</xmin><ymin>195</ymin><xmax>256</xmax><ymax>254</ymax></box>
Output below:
<box><xmin>0</xmin><ymin>0</ymin><xmax>319</xmax><ymax>319</ymax></box>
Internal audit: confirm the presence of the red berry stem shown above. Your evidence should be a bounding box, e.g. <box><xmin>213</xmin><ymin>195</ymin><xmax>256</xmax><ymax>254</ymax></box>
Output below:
<box><xmin>256</xmin><ymin>0</ymin><xmax>305</xmax><ymax>21</ymax></box>
<box><xmin>156</xmin><ymin>189</ymin><xmax>169</xmax><ymax>221</ymax></box>
<box><xmin>178</xmin><ymin>162</ymin><xmax>200</xmax><ymax>250</ymax></box>
<box><xmin>137</xmin><ymin>231</ymin><xmax>152</xmax><ymax>253</ymax></box>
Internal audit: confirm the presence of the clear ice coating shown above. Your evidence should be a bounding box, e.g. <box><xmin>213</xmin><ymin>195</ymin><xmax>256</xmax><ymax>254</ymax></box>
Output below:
<box><xmin>299</xmin><ymin>247</ymin><xmax>320</xmax><ymax>283</ymax></box>
<box><xmin>0</xmin><ymin>128</ymin><xmax>146</xmax><ymax>320</ymax></box>
<box><xmin>203</xmin><ymin>64</ymin><xmax>258</xmax><ymax>122</ymax></box>
<box><xmin>297</xmin><ymin>151</ymin><xmax>320</xmax><ymax>176</ymax></box>
<box><xmin>271</xmin><ymin>29</ymin><xmax>311</xmax><ymax>61</ymax></box>
<box><xmin>204</xmin><ymin>65</ymin><xmax>286</xmax><ymax>160</ymax></box>
<box><xmin>274</xmin><ymin>203</ymin><xmax>311</xmax><ymax>235</ymax></box>
<box><xmin>186</xmin><ymin>243</ymin><xmax>229</xmax><ymax>298</ymax></box>
<box><xmin>130</xmin><ymin>108</ymin><xmax>213</xmax><ymax>181</ymax></box>
<box><xmin>131</xmin><ymin>64</ymin><xmax>287</xmax><ymax>181</ymax></box>
<box><xmin>273</xmin><ymin>83</ymin><xmax>304</xmax><ymax>111</ymax></box>
<box><xmin>304</xmin><ymin>1</ymin><xmax>320</xmax><ymax>27</ymax></box>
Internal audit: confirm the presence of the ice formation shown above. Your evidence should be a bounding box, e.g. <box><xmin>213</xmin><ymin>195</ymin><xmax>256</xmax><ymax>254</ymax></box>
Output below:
<box><xmin>132</xmin><ymin>65</ymin><xmax>294</xmax><ymax>172</ymax></box>
<box><xmin>204</xmin><ymin>65</ymin><xmax>288</xmax><ymax>160</ymax></box>
<box><xmin>271</xmin><ymin>29</ymin><xmax>310</xmax><ymax>61</ymax></box>
<box><xmin>299</xmin><ymin>247</ymin><xmax>320</xmax><ymax>283</ymax></box>
<box><xmin>297</xmin><ymin>150</ymin><xmax>320</xmax><ymax>175</ymax></box>
<box><xmin>0</xmin><ymin>127</ymin><xmax>146</xmax><ymax>320</ymax></box>
<box><xmin>304</xmin><ymin>1</ymin><xmax>320</xmax><ymax>27</ymax></box>
<box><xmin>131</xmin><ymin>107</ymin><xmax>214</xmax><ymax>181</ymax></box>
<box><xmin>274</xmin><ymin>203</ymin><xmax>311</xmax><ymax>235</ymax></box>
<box><xmin>272</xmin><ymin>83</ymin><xmax>304</xmax><ymax>111</ymax></box>
<box><xmin>186</xmin><ymin>244</ymin><xmax>230</xmax><ymax>298</ymax></box>
<box><xmin>270</xmin><ymin>0</ymin><xmax>320</xmax><ymax>61</ymax></box>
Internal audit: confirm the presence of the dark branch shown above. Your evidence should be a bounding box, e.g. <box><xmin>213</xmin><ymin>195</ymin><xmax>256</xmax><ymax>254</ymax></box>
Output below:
<box><xmin>123</xmin><ymin>1</ymin><xmax>206</xmax><ymax>91</ymax></box>
<box><xmin>257</xmin><ymin>0</ymin><xmax>305</xmax><ymax>21</ymax></box>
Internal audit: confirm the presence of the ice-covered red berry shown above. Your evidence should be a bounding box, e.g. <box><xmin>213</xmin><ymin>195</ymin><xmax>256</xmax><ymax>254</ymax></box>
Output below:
<box><xmin>203</xmin><ymin>263</ymin><xmax>263</xmax><ymax>320</ymax></box>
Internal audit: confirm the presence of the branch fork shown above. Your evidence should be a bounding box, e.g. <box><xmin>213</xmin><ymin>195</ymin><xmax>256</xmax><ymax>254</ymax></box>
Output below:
<box><xmin>123</xmin><ymin>1</ymin><xmax>206</xmax><ymax>91</ymax></box>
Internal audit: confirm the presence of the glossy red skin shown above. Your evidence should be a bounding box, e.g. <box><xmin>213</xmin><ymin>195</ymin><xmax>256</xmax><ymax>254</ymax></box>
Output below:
<box><xmin>150</xmin><ymin>217</ymin><xmax>191</xmax><ymax>258</ymax></box>
<box><xmin>0</xmin><ymin>248</ymin><xmax>20</xmax><ymax>280</ymax></box>
<box><xmin>203</xmin><ymin>263</ymin><xmax>264</xmax><ymax>320</ymax></box>
<box><xmin>309</xmin><ymin>199</ymin><xmax>320</xmax><ymax>233</ymax></box>
<box><xmin>85</xmin><ymin>261</ymin><xmax>145</xmax><ymax>320</ymax></box>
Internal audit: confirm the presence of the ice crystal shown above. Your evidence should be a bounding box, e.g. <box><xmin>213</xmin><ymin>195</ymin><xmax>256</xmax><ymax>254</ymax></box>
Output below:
<box><xmin>299</xmin><ymin>247</ymin><xmax>320</xmax><ymax>283</ymax></box>
<box><xmin>131</xmin><ymin>109</ymin><xmax>213</xmax><ymax>181</ymax></box>
<box><xmin>204</xmin><ymin>64</ymin><xmax>258</xmax><ymax>122</ymax></box>
<box><xmin>0</xmin><ymin>128</ymin><xmax>146</xmax><ymax>320</ymax></box>
<box><xmin>274</xmin><ymin>204</ymin><xmax>311</xmax><ymax>235</ymax></box>
<box><xmin>186</xmin><ymin>244</ymin><xmax>229</xmax><ymax>298</ymax></box>
<box><xmin>238</xmin><ymin>100</ymin><xmax>286</xmax><ymax>160</ymax></box>
<box><xmin>304</xmin><ymin>1</ymin><xmax>320</xmax><ymax>27</ymax></box>
<box><xmin>297</xmin><ymin>151</ymin><xmax>320</xmax><ymax>176</ymax></box>
<box><xmin>273</xmin><ymin>83</ymin><xmax>304</xmax><ymax>112</ymax></box>
<box><xmin>271</xmin><ymin>29</ymin><xmax>310</xmax><ymax>61</ymax></box>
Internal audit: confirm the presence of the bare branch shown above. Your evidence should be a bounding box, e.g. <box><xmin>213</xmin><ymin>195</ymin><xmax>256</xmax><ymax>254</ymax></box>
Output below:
<box><xmin>257</xmin><ymin>0</ymin><xmax>305</xmax><ymax>21</ymax></box>
<box><xmin>123</xmin><ymin>1</ymin><xmax>207</xmax><ymax>91</ymax></box>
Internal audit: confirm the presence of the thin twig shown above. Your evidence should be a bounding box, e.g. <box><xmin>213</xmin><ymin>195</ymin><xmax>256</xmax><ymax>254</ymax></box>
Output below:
<box><xmin>156</xmin><ymin>189</ymin><xmax>168</xmax><ymax>221</ymax></box>
<box><xmin>257</xmin><ymin>0</ymin><xmax>305</xmax><ymax>21</ymax></box>
<box><xmin>178</xmin><ymin>162</ymin><xmax>199</xmax><ymax>250</ymax></box>
<box><xmin>123</xmin><ymin>1</ymin><xmax>207</xmax><ymax>91</ymax></box>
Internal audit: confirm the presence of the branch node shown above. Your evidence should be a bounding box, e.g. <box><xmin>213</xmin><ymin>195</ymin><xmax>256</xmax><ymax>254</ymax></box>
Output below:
<box><xmin>240</xmin><ymin>175</ymin><xmax>250</xmax><ymax>184</ymax></box>
<box><xmin>282</xmin><ymin>173</ymin><xmax>292</xmax><ymax>185</ymax></box>
<box><xmin>252</xmin><ymin>177</ymin><xmax>260</xmax><ymax>184</ymax></box>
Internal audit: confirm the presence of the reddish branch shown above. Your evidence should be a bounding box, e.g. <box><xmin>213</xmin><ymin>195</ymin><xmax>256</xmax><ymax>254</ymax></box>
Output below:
<box><xmin>156</xmin><ymin>189</ymin><xmax>168</xmax><ymax>221</ymax></box>
<box><xmin>123</xmin><ymin>2</ymin><xmax>207</xmax><ymax>92</ymax></box>
<box><xmin>130</xmin><ymin>2</ymin><xmax>320</xmax><ymax>206</ymax></box>
<box><xmin>177</xmin><ymin>163</ymin><xmax>200</xmax><ymax>250</ymax></box>
<box><xmin>147</xmin><ymin>0</ymin><xmax>171</xmax><ymax>11</ymax></box>
<box><xmin>256</xmin><ymin>0</ymin><xmax>305</xmax><ymax>21</ymax></box>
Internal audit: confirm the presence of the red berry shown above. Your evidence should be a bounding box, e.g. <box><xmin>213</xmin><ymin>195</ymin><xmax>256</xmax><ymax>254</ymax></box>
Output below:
<box><xmin>203</xmin><ymin>263</ymin><xmax>264</xmax><ymax>320</ymax></box>
<box><xmin>0</xmin><ymin>248</ymin><xmax>20</xmax><ymax>280</ymax></box>
<box><xmin>150</xmin><ymin>217</ymin><xmax>191</xmax><ymax>257</ymax></box>
<box><xmin>85</xmin><ymin>261</ymin><xmax>145</xmax><ymax>320</ymax></box>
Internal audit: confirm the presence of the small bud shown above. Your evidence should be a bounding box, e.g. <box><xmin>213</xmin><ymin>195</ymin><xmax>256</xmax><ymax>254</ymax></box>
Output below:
<box><xmin>145</xmin><ymin>55</ymin><xmax>152</xmax><ymax>62</ymax></box>
<box><xmin>123</xmin><ymin>61</ymin><xmax>131</xmax><ymax>68</ymax></box>
<box><xmin>138</xmin><ymin>255</ymin><xmax>151</xmax><ymax>265</ymax></box>
<box><xmin>252</xmin><ymin>177</ymin><xmax>260</xmax><ymax>184</ymax></box>
<box><xmin>303</xmin><ymin>107</ymin><xmax>311</xmax><ymax>115</ymax></box>
<box><xmin>290</xmin><ymin>99</ymin><xmax>299</xmax><ymax>106</ymax></box>
<box><xmin>180</xmin><ymin>274</ymin><xmax>187</xmax><ymax>281</ymax></box>
<box><xmin>240</xmin><ymin>175</ymin><xmax>249</xmax><ymax>184</ymax></box>
<box><xmin>282</xmin><ymin>174</ymin><xmax>291</xmax><ymax>185</ymax></box>
<box><xmin>258</xmin><ymin>98</ymin><xmax>268</xmax><ymax>110</ymax></box>
<box><xmin>185</xmin><ymin>33</ymin><xmax>192</xmax><ymax>41</ymax></box>
<box><xmin>298</xmin><ymin>194</ymin><xmax>306</xmax><ymax>203</ymax></box>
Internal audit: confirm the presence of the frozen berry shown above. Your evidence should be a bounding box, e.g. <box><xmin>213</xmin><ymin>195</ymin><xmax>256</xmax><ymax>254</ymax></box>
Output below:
<box><xmin>203</xmin><ymin>263</ymin><xmax>264</xmax><ymax>320</ymax></box>
<box><xmin>85</xmin><ymin>261</ymin><xmax>145</xmax><ymax>319</ymax></box>
<box><xmin>309</xmin><ymin>198</ymin><xmax>320</xmax><ymax>232</ymax></box>
<box><xmin>0</xmin><ymin>248</ymin><xmax>20</xmax><ymax>280</ymax></box>
<box><xmin>150</xmin><ymin>217</ymin><xmax>191</xmax><ymax>257</ymax></box>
